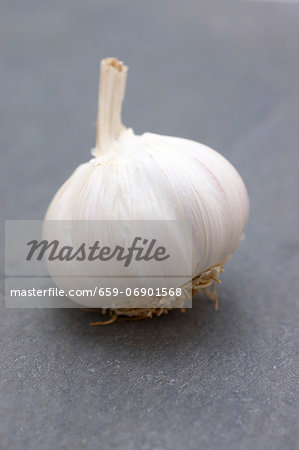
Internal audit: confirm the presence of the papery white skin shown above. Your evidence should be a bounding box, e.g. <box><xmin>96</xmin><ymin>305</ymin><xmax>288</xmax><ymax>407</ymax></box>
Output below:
<box><xmin>46</xmin><ymin>129</ymin><xmax>248</xmax><ymax>273</ymax></box>
<box><xmin>45</xmin><ymin>58</ymin><xmax>249</xmax><ymax>306</ymax></box>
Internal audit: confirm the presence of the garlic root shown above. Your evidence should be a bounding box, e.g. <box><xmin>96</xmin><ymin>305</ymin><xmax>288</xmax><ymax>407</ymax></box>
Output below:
<box><xmin>85</xmin><ymin>264</ymin><xmax>222</xmax><ymax>325</ymax></box>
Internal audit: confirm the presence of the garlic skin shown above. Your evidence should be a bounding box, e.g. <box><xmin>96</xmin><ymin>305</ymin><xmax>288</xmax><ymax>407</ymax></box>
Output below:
<box><xmin>45</xmin><ymin>57</ymin><xmax>249</xmax><ymax>308</ymax></box>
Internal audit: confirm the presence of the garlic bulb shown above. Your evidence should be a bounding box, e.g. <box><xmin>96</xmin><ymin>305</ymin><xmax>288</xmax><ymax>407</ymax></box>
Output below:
<box><xmin>45</xmin><ymin>57</ymin><xmax>249</xmax><ymax>317</ymax></box>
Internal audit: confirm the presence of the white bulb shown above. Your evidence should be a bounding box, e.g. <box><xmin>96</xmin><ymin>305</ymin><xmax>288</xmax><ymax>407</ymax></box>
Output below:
<box><xmin>45</xmin><ymin>57</ymin><xmax>249</xmax><ymax>317</ymax></box>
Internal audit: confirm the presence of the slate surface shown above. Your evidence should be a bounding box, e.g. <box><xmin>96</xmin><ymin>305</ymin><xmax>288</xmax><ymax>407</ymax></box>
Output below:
<box><xmin>1</xmin><ymin>1</ymin><xmax>298</xmax><ymax>449</ymax></box>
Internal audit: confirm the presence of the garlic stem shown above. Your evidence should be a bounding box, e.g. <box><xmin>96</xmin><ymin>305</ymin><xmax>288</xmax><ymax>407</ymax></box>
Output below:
<box><xmin>95</xmin><ymin>57</ymin><xmax>128</xmax><ymax>156</ymax></box>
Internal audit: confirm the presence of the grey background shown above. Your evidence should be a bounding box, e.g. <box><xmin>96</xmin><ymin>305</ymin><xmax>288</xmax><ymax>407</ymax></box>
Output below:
<box><xmin>1</xmin><ymin>1</ymin><xmax>299</xmax><ymax>449</ymax></box>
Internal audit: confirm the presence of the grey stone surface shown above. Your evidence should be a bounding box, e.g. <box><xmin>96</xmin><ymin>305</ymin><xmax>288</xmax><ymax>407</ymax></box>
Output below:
<box><xmin>1</xmin><ymin>1</ymin><xmax>299</xmax><ymax>449</ymax></box>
